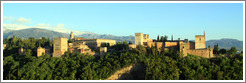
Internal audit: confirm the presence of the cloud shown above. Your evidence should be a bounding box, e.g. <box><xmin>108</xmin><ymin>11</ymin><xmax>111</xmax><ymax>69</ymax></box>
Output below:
<box><xmin>12</xmin><ymin>17</ymin><xmax>31</xmax><ymax>24</ymax></box>
<box><xmin>53</xmin><ymin>27</ymin><xmax>71</xmax><ymax>34</ymax></box>
<box><xmin>3</xmin><ymin>17</ymin><xmax>90</xmax><ymax>35</ymax></box>
<box><xmin>3</xmin><ymin>23</ymin><xmax>68</xmax><ymax>32</ymax></box>
<box><xmin>3</xmin><ymin>24</ymin><xmax>31</xmax><ymax>30</ymax></box>
<box><xmin>52</xmin><ymin>24</ymin><xmax>70</xmax><ymax>33</ymax></box>
<box><xmin>3</xmin><ymin>23</ymin><xmax>92</xmax><ymax>35</ymax></box>
<box><xmin>36</xmin><ymin>23</ymin><xmax>50</xmax><ymax>29</ymax></box>
<box><xmin>3</xmin><ymin>16</ymin><xmax>15</xmax><ymax>21</ymax></box>
<box><xmin>3</xmin><ymin>23</ymin><xmax>51</xmax><ymax>30</ymax></box>
<box><xmin>55</xmin><ymin>24</ymin><xmax>64</xmax><ymax>27</ymax></box>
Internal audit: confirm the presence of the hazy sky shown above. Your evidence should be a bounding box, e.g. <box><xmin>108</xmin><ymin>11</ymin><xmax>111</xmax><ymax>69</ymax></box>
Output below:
<box><xmin>3</xmin><ymin>3</ymin><xmax>244</xmax><ymax>41</ymax></box>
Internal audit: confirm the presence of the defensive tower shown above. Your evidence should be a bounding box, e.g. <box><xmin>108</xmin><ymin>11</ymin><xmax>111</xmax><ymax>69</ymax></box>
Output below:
<box><xmin>53</xmin><ymin>37</ymin><xmax>68</xmax><ymax>57</ymax></box>
<box><xmin>195</xmin><ymin>31</ymin><xmax>206</xmax><ymax>49</ymax></box>
<box><xmin>135</xmin><ymin>33</ymin><xmax>144</xmax><ymax>45</ymax></box>
<box><xmin>70</xmin><ymin>31</ymin><xmax>74</xmax><ymax>40</ymax></box>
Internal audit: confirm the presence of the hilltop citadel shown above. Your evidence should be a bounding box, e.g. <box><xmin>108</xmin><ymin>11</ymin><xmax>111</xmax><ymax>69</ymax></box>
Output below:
<box><xmin>5</xmin><ymin>31</ymin><xmax>214</xmax><ymax>58</ymax></box>
<box><xmin>131</xmin><ymin>31</ymin><xmax>213</xmax><ymax>58</ymax></box>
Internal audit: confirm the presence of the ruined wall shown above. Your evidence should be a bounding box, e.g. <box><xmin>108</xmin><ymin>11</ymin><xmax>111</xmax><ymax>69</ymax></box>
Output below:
<box><xmin>187</xmin><ymin>48</ymin><xmax>213</xmax><ymax>58</ymax></box>
<box><xmin>96</xmin><ymin>39</ymin><xmax>116</xmax><ymax>47</ymax></box>
<box><xmin>53</xmin><ymin>37</ymin><xmax>68</xmax><ymax>57</ymax></box>
<box><xmin>165</xmin><ymin>42</ymin><xmax>178</xmax><ymax>47</ymax></box>
<box><xmin>99</xmin><ymin>47</ymin><xmax>107</xmax><ymax>54</ymax></box>
<box><xmin>74</xmin><ymin>39</ymin><xmax>97</xmax><ymax>50</ymax></box>
<box><xmin>195</xmin><ymin>35</ymin><xmax>206</xmax><ymax>49</ymax></box>
<box><xmin>146</xmin><ymin>39</ymin><xmax>153</xmax><ymax>47</ymax></box>
<box><xmin>128</xmin><ymin>44</ymin><xmax>137</xmax><ymax>50</ymax></box>
<box><xmin>143</xmin><ymin>34</ymin><xmax>150</xmax><ymax>43</ymax></box>
<box><xmin>152</xmin><ymin>42</ymin><xmax>163</xmax><ymax>51</ymax></box>
<box><xmin>68</xmin><ymin>41</ymin><xmax>95</xmax><ymax>55</ymax></box>
<box><xmin>179</xmin><ymin>41</ymin><xmax>185</xmax><ymax>45</ymax></box>
<box><xmin>37</xmin><ymin>47</ymin><xmax>45</xmax><ymax>57</ymax></box>
<box><xmin>179</xmin><ymin>43</ymin><xmax>188</xmax><ymax>57</ymax></box>
<box><xmin>74</xmin><ymin>37</ymin><xmax>86</xmax><ymax>40</ymax></box>
<box><xmin>82</xmin><ymin>40</ymin><xmax>98</xmax><ymax>49</ymax></box>
<box><xmin>135</xmin><ymin>33</ymin><xmax>144</xmax><ymax>45</ymax></box>
<box><xmin>208</xmin><ymin>48</ymin><xmax>214</xmax><ymax>58</ymax></box>
<box><xmin>189</xmin><ymin>42</ymin><xmax>195</xmax><ymax>49</ymax></box>
<box><xmin>75</xmin><ymin>39</ymin><xmax>116</xmax><ymax>50</ymax></box>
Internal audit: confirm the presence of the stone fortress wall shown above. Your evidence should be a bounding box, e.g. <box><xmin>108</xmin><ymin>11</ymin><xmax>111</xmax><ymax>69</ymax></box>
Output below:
<box><xmin>187</xmin><ymin>48</ymin><xmax>213</xmax><ymax>58</ymax></box>
<box><xmin>52</xmin><ymin>32</ymin><xmax>116</xmax><ymax>57</ymax></box>
<box><xmin>13</xmin><ymin>31</ymin><xmax>212</xmax><ymax>58</ymax></box>
<box><xmin>74</xmin><ymin>39</ymin><xmax>116</xmax><ymax>50</ymax></box>
<box><xmin>133</xmin><ymin>31</ymin><xmax>214</xmax><ymax>58</ymax></box>
<box><xmin>37</xmin><ymin>47</ymin><xmax>45</xmax><ymax>57</ymax></box>
<box><xmin>165</xmin><ymin>42</ymin><xmax>178</xmax><ymax>47</ymax></box>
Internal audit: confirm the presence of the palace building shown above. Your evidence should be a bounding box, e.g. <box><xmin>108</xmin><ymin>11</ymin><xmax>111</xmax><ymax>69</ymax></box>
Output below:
<box><xmin>52</xmin><ymin>32</ymin><xmax>116</xmax><ymax>57</ymax></box>
<box><xmin>132</xmin><ymin>31</ymin><xmax>213</xmax><ymax>58</ymax></box>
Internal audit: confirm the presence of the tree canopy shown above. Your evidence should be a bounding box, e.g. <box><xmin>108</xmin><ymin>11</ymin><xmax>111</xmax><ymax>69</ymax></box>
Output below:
<box><xmin>3</xmin><ymin>36</ymin><xmax>243</xmax><ymax>80</ymax></box>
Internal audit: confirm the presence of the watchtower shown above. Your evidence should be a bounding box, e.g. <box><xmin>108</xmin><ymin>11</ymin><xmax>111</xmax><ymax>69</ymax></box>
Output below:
<box><xmin>135</xmin><ymin>33</ymin><xmax>144</xmax><ymax>45</ymax></box>
<box><xmin>180</xmin><ymin>43</ymin><xmax>188</xmax><ymax>57</ymax></box>
<box><xmin>195</xmin><ymin>31</ymin><xmax>206</xmax><ymax>49</ymax></box>
<box><xmin>53</xmin><ymin>37</ymin><xmax>68</xmax><ymax>57</ymax></box>
<box><xmin>37</xmin><ymin>47</ymin><xmax>45</xmax><ymax>57</ymax></box>
<box><xmin>70</xmin><ymin>31</ymin><xmax>74</xmax><ymax>40</ymax></box>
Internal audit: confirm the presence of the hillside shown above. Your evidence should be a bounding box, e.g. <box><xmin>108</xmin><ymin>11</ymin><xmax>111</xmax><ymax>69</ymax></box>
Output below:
<box><xmin>80</xmin><ymin>34</ymin><xmax>135</xmax><ymax>42</ymax></box>
<box><xmin>3</xmin><ymin>28</ymin><xmax>242</xmax><ymax>50</ymax></box>
<box><xmin>206</xmin><ymin>38</ymin><xmax>243</xmax><ymax>51</ymax></box>
<box><xmin>3</xmin><ymin>28</ymin><xmax>69</xmax><ymax>39</ymax></box>
<box><xmin>3</xmin><ymin>28</ymin><xmax>135</xmax><ymax>42</ymax></box>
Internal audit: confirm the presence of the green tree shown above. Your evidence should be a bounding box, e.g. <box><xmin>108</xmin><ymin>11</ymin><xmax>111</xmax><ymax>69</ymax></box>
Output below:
<box><xmin>123</xmin><ymin>40</ymin><xmax>128</xmax><ymax>45</ymax></box>
<box><xmin>219</xmin><ymin>49</ymin><xmax>227</xmax><ymax>54</ymax></box>
<box><xmin>128</xmin><ymin>41</ymin><xmax>133</xmax><ymax>44</ymax></box>
<box><xmin>157</xmin><ymin>35</ymin><xmax>160</xmax><ymax>41</ymax></box>
<box><xmin>160</xmin><ymin>36</ymin><xmax>164</xmax><ymax>42</ymax></box>
<box><xmin>228</xmin><ymin>47</ymin><xmax>237</xmax><ymax>55</ymax></box>
<box><xmin>213</xmin><ymin>44</ymin><xmax>219</xmax><ymax>54</ymax></box>
<box><xmin>68</xmin><ymin>39</ymin><xmax>74</xmax><ymax>43</ymax></box>
<box><xmin>3</xmin><ymin>36</ymin><xmax>244</xmax><ymax>80</ymax></box>
<box><xmin>164</xmin><ymin>35</ymin><xmax>168</xmax><ymax>41</ymax></box>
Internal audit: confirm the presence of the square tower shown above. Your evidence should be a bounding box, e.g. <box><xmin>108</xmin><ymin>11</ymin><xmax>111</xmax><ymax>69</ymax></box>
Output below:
<box><xmin>195</xmin><ymin>32</ymin><xmax>206</xmax><ymax>49</ymax></box>
<box><xmin>180</xmin><ymin>43</ymin><xmax>188</xmax><ymax>57</ymax></box>
<box><xmin>37</xmin><ymin>47</ymin><xmax>45</xmax><ymax>57</ymax></box>
<box><xmin>53</xmin><ymin>37</ymin><xmax>68</xmax><ymax>57</ymax></box>
<box><xmin>143</xmin><ymin>34</ymin><xmax>149</xmax><ymax>39</ymax></box>
<box><xmin>135</xmin><ymin>33</ymin><xmax>144</xmax><ymax>45</ymax></box>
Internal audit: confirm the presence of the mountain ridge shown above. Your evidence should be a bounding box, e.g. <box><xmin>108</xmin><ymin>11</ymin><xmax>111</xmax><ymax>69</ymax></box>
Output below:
<box><xmin>3</xmin><ymin>28</ymin><xmax>243</xmax><ymax>51</ymax></box>
<box><xmin>3</xmin><ymin>28</ymin><xmax>135</xmax><ymax>42</ymax></box>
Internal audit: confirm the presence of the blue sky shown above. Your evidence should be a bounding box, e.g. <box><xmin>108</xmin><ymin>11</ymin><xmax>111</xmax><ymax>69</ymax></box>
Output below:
<box><xmin>3</xmin><ymin>3</ymin><xmax>244</xmax><ymax>41</ymax></box>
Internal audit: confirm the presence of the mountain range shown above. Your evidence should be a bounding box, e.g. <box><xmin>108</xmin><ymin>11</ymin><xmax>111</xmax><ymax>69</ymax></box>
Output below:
<box><xmin>3</xmin><ymin>28</ymin><xmax>69</xmax><ymax>39</ymax></box>
<box><xmin>3</xmin><ymin>28</ymin><xmax>135</xmax><ymax>42</ymax></box>
<box><xmin>3</xmin><ymin>28</ymin><xmax>243</xmax><ymax>51</ymax></box>
<box><xmin>206</xmin><ymin>38</ymin><xmax>243</xmax><ymax>51</ymax></box>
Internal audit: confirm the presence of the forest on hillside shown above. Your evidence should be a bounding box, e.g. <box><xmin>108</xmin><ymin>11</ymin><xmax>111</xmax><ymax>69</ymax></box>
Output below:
<box><xmin>3</xmin><ymin>36</ymin><xmax>243</xmax><ymax>80</ymax></box>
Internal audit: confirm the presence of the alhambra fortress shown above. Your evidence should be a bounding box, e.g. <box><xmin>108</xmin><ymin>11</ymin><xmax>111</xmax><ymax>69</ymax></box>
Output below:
<box><xmin>131</xmin><ymin>31</ymin><xmax>213</xmax><ymax>58</ymax></box>
<box><xmin>6</xmin><ymin>31</ymin><xmax>214</xmax><ymax>58</ymax></box>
